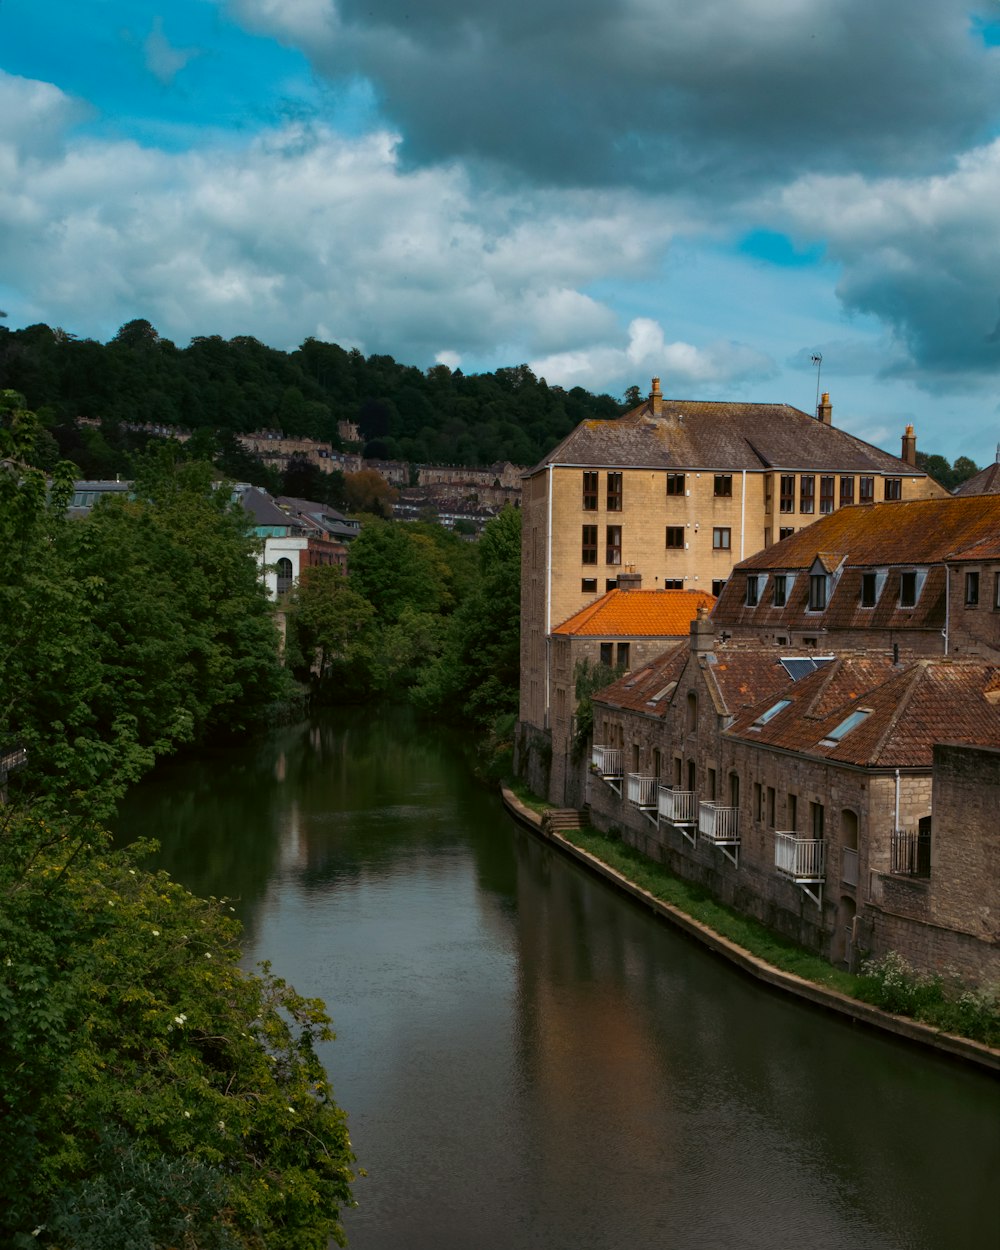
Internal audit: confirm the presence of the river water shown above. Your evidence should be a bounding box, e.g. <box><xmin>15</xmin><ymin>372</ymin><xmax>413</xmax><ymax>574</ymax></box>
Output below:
<box><xmin>116</xmin><ymin>710</ymin><xmax>1000</xmax><ymax>1250</ymax></box>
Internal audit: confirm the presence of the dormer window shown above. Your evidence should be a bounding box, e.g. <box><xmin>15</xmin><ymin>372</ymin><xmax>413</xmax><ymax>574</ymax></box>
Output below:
<box><xmin>745</xmin><ymin>574</ymin><xmax>762</xmax><ymax>607</ymax></box>
<box><xmin>861</xmin><ymin>572</ymin><xmax>878</xmax><ymax>608</ymax></box>
<box><xmin>899</xmin><ymin>571</ymin><xmax>917</xmax><ymax>608</ymax></box>
<box><xmin>808</xmin><ymin>573</ymin><xmax>827</xmax><ymax>611</ymax></box>
<box><xmin>772</xmin><ymin>572</ymin><xmax>796</xmax><ymax>608</ymax></box>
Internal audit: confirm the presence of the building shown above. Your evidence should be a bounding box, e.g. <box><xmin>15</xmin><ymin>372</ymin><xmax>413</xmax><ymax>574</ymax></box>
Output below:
<box><xmin>953</xmin><ymin>447</ymin><xmax>1000</xmax><ymax>497</ymax></box>
<box><xmin>236</xmin><ymin>486</ymin><xmax>347</xmax><ymax>599</ymax></box>
<box><xmin>576</xmin><ymin>496</ymin><xmax>1000</xmax><ymax>987</ymax></box>
<box><xmin>518</xmin><ymin>378</ymin><xmax>946</xmax><ymax>792</ymax></box>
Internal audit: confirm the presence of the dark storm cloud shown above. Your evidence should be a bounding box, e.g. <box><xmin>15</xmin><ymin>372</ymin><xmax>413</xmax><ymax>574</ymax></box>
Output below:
<box><xmin>281</xmin><ymin>0</ymin><xmax>999</xmax><ymax>191</ymax></box>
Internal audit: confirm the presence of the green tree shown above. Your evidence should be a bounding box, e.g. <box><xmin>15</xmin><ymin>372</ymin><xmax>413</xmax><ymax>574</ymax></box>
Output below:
<box><xmin>287</xmin><ymin>565</ymin><xmax>377</xmax><ymax>696</ymax></box>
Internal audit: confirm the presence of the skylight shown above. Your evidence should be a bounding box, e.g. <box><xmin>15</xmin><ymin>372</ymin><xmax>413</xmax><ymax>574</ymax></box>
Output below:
<box><xmin>752</xmin><ymin>698</ymin><xmax>791</xmax><ymax>728</ymax></box>
<box><xmin>820</xmin><ymin>709</ymin><xmax>872</xmax><ymax>746</ymax></box>
<box><xmin>780</xmin><ymin>656</ymin><xmax>835</xmax><ymax>681</ymax></box>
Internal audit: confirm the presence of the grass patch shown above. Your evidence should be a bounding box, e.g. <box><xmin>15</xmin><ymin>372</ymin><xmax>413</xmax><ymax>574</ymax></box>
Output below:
<box><xmin>504</xmin><ymin>778</ymin><xmax>552</xmax><ymax>816</ymax></box>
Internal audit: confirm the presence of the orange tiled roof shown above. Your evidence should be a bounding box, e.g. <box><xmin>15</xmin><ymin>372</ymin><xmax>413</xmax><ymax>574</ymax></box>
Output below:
<box><xmin>552</xmin><ymin>588</ymin><xmax>715</xmax><ymax>637</ymax></box>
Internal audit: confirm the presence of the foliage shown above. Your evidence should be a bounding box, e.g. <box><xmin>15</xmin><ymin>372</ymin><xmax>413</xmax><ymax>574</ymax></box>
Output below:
<box><xmin>572</xmin><ymin>658</ymin><xmax>623</xmax><ymax>757</ymax></box>
<box><xmin>915</xmin><ymin>450</ymin><xmax>981</xmax><ymax>491</ymax></box>
<box><xmin>0</xmin><ymin>817</ymin><xmax>355</xmax><ymax>1249</ymax></box>
<box><xmin>857</xmin><ymin>952</ymin><xmax>1000</xmax><ymax>1045</ymax></box>
<box><xmin>0</xmin><ymin>322</ymin><xmax>622</xmax><ymax>481</ymax></box>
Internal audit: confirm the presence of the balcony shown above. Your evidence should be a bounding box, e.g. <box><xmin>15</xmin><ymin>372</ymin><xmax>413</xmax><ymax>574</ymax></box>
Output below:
<box><xmin>698</xmin><ymin>802</ymin><xmax>741</xmax><ymax>866</ymax></box>
<box><xmin>657</xmin><ymin>788</ymin><xmax>698</xmax><ymax>844</ymax></box>
<box><xmin>591</xmin><ymin>745</ymin><xmax>623</xmax><ymax>795</ymax></box>
<box><xmin>890</xmin><ymin>828</ymin><xmax>931</xmax><ymax>878</ymax></box>
<box><xmin>626</xmin><ymin>773</ymin><xmax>660</xmax><ymax>825</ymax></box>
<box><xmin>775</xmin><ymin>833</ymin><xmax>826</xmax><ymax>905</ymax></box>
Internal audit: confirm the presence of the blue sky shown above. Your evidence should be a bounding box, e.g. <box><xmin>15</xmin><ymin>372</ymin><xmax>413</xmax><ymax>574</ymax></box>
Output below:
<box><xmin>2</xmin><ymin>0</ymin><xmax>999</xmax><ymax>463</ymax></box>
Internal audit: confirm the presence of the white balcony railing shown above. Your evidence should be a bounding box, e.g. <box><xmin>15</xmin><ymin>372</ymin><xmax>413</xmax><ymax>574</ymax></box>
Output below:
<box><xmin>775</xmin><ymin>833</ymin><xmax>826</xmax><ymax>881</ymax></box>
<box><xmin>841</xmin><ymin>847</ymin><xmax>859</xmax><ymax>887</ymax></box>
<box><xmin>698</xmin><ymin>802</ymin><xmax>740</xmax><ymax>842</ymax></box>
<box><xmin>658</xmin><ymin>787</ymin><xmax>697</xmax><ymax>825</ymax></box>
<box><xmin>626</xmin><ymin>773</ymin><xmax>659</xmax><ymax>808</ymax></box>
<box><xmin>591</xmin><ymin>745</ymin><xmax>623</xmax><ymax>777</ymax></box>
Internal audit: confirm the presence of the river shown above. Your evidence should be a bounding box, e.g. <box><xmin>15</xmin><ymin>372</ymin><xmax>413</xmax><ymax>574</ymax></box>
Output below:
<box><xmin>116</xmin><ymin>709</ymin><xmax>1000</xmax><ymax>1250</ymax></box>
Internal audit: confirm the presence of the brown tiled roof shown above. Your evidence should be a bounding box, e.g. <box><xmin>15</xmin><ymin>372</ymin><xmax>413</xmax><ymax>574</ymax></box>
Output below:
<box><xmin>528</xmin><ymin>396</ymin><xmax>929</xmax><ymax>476</ymax></box>
<box><xmin>733</xmin><ymin>495</ymin><xmax>1000</xmax><ymax>571</ymax></box>
<box><xmin>591</xmin><ymin>643</ymin><xmax>688</xmax><ymax>717</ymax></box>
<box><xmin>552</xmin><ymin>588</ymin><xmax>715</xmax><ymax>637</ymax></box>
<box><xmin>953</xmin><ymin>459</ymin><xmax>1000</xmax><ymax>497</ymax></box>
<box><xmin>727</xmin><ymin>657</ymin><xmax>1000</xmax><ymax>768</ymax></box>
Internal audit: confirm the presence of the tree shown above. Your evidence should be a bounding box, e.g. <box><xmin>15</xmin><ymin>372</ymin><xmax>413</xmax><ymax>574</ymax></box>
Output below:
<box><xmin>343</xmin><ymin>468</ymin><xmax>398</xmax><ymax>517</ymax></box>
<box><xmin>287</xmin><ymin>565</ymin><xmax>377</xmax><ymax>695</ymax></box>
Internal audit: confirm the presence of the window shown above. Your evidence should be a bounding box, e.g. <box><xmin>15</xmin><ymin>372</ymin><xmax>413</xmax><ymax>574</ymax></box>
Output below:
<box><xmin>583</xmin><ymin>471</ymin><xmax>598</xmax><ymax>510</ymax></box>
<box><xmin>811</xmin><ymin>801</ymin><xmax>825</xmax><ymax>840</ymax></box>
<box><xmin>673</xmin><ymin>756</ymin><xmax>682</xmax><ymax>787</ymax></box>
<box><xmin>605</xmin><ymin>578</ymin><xmax>618</xmax><ymax>592</ymax></box>
<box><xmin>617</xmin><ymin>642</ymin><xmax>630</xmax><ymax>669</ymax></box>
<box><xmin>884</xmin><ymin>477</ymin><xmax>902</xmax><ymax>501</ymax></box>
<box><xmin>745</xmin><ymin>575</ymin><xmax>760</xmax><ymax>606</ymax></box>
<box><xmin>666</xmin><ymin>473</ymin><xmax>685</xmax><ymax>496</ymax></box>
<box><xmin>686</xmin><ymin>691</ymin><xmax>697</xmax><ymax>734</ymax></box>
<box><xmin>729</xmin><ymin>772</ymin><xmax>740</xmax><ymax>809</ymax></box>
<box><xmin>766</xmin><ymin>786</ymin><xmax>776</xmax><ymax>828</ymax></box>
<box><xmin>779</xmin><ymin>475</ymin><xmax>795</xmax><ymax>513</ymax></box>
<box><xmin>840</xmin><ymin>476</ymin><xmax>855</xmax><ymax>506</ymax></box>
<box><xmin>753</xmin><ymin>782</ymin><xmax>763</xmax><ymax>822</ymax></box>
<box><xmin>995</xmin><ymin>572</ymin><xmax>1000</xmax><ymax>610</ymax></box>
<box><xmin>712</xmin><ymin>579</ymin><xmax>726</xmax><ymax>596</ymax></box>
<box><xmin>666</xmin><ymin>525</ymin><xmax>684</xmax><ymax>549</ymax></box>
<box><xmin>820</xmin><ymin>709</ymin><xmax>871</xmax><ymax>746</ymax></box>
<box><xmin>600</xmin><ymin>642</ymin><xmax>613</xmax><ymax>666</ymax></box>
<box><xmin>714</xmin><ymin>474</ymin><xmax>733</xmax><ymax>498</ymax></box>
<box><xmin>808</xmin><ymin>573</ymin><xmax>827</xmax><ymax>611</ymax></box>
<box><xmin>779</xmin><ymin>526</ymin><xmax>794</xmax><ymax>541</ymax></box>
<box><xmin>820</xmin><ymin>476</ymin><xmax>835</xmax><ymax>513</ymax></box>
<box><xmin>607</xmin><ymin>472</ymin><xmax>623</xmax><ymax>512</ymax></box>
<box><xmin>276</xmin><ymin>557</ymin><xmax>294</xmax><ymax>594</ymax></box>
<box><xmin>773</xmin><ymin>574</ymin><xmax>787</xmax><ymax>607</ymax></box>
<box><xmin>582</xmin><ymin>525</ymin><xmax>597</xmax><ymax>564</ymax></box>
<box><xmin>707</xmin><ymin>767</ymin><xmax>717</xmax><ymax>800</ymax></box>
<box><xmin>860</xmin><ymin>571</ymin><xmax>877</xmax><ymax>607</ymax></box>
<box><xmin>713</xmin><ymin>527</ymin><xmax>731</xmax><ymax>550</ymax></box>
<box><xmin>752</xmin><ymin>699</ymin><xmax>791</xmax><ymax>727</ymax></box>
<box><xmin>966</xmin><ymin>571</ymin><xmax>980</xmax><ymax>606</ymax></box>
<box><xmin>899</xmin><ymin>570</ymin><xmax>917</xmax><ymax>608</ymax></box>
<box><xmin>606</xmin><ymin>525</ymin><xmax>622</xmax><ymax>565</ymax></box>
<box><xmin>664</xmin><ymin>579</ymin><xmax>684</xmax><ymax>590</ymax></box>
<box><xmin>787</xmin><ymin>793</ymin><xmax>798</xmax><ymax>831</ymax></box>
<box><xmin>799</xmin><ymin>475</ymin><xmax>815</xmax><ymax>514</ymax></box>
<box><xmin>859</xmin><ymin>476</ymin><xmax>875</xmax><ymax>503</ymax></box>
<box><xmin>581</xmin><ymin>578</ymin><xmax>598</xmax><ymax>594</ymax></box>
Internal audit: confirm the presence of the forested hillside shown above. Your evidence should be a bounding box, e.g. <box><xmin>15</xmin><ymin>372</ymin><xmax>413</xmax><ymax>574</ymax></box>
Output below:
<box><xmin>0</xmin><ymin>320</ymin><xmax>621</xmax><ymax>479</ymax></box>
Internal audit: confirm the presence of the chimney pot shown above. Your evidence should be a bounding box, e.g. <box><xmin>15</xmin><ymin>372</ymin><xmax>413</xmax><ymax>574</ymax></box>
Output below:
<box><xmin>901</xmin><ymin>423</ymin><xmax>917</xmax><ymax>467</ymax></box>
<box><xmin>650</xmin><ymin>376</ymin><xmax>663</xmax><ymax>416</ymax></box>
<box><xmin>817</xmin><ymin>392</ymin><xmax>832</xmax><ymax>425</ymax></box>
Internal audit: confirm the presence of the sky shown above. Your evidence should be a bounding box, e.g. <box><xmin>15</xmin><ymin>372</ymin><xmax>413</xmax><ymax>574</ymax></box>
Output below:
<box><xmin>1</xmin><ymin>0</ymin><xmax>999</xmax><ymax>463</ymax></box>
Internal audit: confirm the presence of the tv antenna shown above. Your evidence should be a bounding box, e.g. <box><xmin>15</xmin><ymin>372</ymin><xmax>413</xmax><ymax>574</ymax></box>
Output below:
<box><xmin>810</xmin><ymin>352</ymin><xmax>823</xmax><ymax>413</ymax></box>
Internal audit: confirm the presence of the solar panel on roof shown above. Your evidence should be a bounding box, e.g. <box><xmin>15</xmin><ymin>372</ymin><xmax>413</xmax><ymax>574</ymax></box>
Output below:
<box><xmin>780</xmin><ymin>656</ymin><xmax>835</xmax><ymax>681</ymax></box>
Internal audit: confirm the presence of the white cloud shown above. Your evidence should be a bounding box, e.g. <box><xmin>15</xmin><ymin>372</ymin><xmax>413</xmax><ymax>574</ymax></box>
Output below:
<box><xmin>144</xmin><ymin>18</ymin><xmax>201</xmax><ymax>85</ymax></box>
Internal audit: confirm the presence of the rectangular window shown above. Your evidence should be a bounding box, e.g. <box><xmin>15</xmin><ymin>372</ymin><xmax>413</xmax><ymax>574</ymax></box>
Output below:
<box><xmin>808</xmin><ymin>573</ymin><xmax>827</xmax><ymax>611</ymax></box>
<box><xmin>753</xmin><ymin>782</ymin><xmax>763</xmax><ymax>823</ymax></box>
<box><xmin>861</xmin><ymin>572</ymin><xmax>877</xmax><ymax>607</ymax></box>
<box><xmin>779</xmin><ymin>475</ymin><xmax>795</xmax><ymax>513</ymax></box>
<box><xmin>840</xmin><ymin>476</ymin><xmax>855</xmax><ymax>506</ymax></box>
<box><xmin>966</xmin><ymin>571</ymin><xmax>980</xmax><ymax>606</ymax></box>
<box><xmin>582</xmin><ymin>525</ymin><xmax>597</xmax><ymax>564</ymax></box>
<box><xmin>779</xmin><ymin>526</ymin><xmax>794</xmax><ymax>542</ymax></box>
<box><xmin>745</xmin><ymin>575</ymin><xmax>760</xmax><ymax>607</ymax></box>
<box><xmin>811</xmin><ymin>801</ymin><xmax>825</xmax><ymax>840</ymax></box>
<box><xmin>773</xmin><ymin>574</ymin><xmax>787</xmax><ymax>607</ymax></box>
<box><xmin>766</xmin><ymin>786</ymin><xmax>776</xmax><ymax>828</ymax></box>
<box><xmin>707</xmin><ymin>767</ymin><xmax>717</xmax><ymax>801</ymax></box>
<box><xmin>787</xmin><ymin>793</ymin><xmax>797</xmax><ymax>832</ymax></box>
<box><xmin>666</xmin><ymin>473</ymin><xmax>685</xmax><ymax>496</ymax></box>
<box><xmin>714</xmin><ymin>474</ymin><xmax>733</xmax><ymax>498</ymax></box>
<box><xmin>711</xmin><ymin>579</ymin><xmax>726</xmax><ymax>596</ymax></box>
<box><xmin>666</xmin><ymin>525</ymin><xmax>684</xmax><ymax>549</ymax></box>
<box><xmin>607</xmin><ymin>472</ymin><xmax>623</xmax><ymax>512</ymax></box>
<box><xmin>606</xmin><ymin>525</ymin><xmax>622</xmax><ymax>565</ymax></box>
<box><xmin>600</xmin><ymin>642</ymin><xmax>613</xmax><ymax>666</ymax></box>
<box><xmin>899</xmin><ymin>570</ymin><xmax>917</xmax><ymax>608</ymax></box>
<box><xmin>583</xmin><ymin>471</ymin><xmax>598</xmax><ymax>511</ymax></box>
<box><xmin>713</xmin><ymin>527</ymin><xmax>731</xmax><ymax>550</ymax></box>
<box><xmin>664</xmin><ymin>578</ymin><xmax>684</xmax><ymax>590</ymax></box>
<box><xmin>995</xmin><ymin>572</ymin><xmax>1000</xmax><ymax>610</ymax></box>
<box><xmin>581</xmin><ymin>577</ymin><xmax>598</xmax><ymax>594</ymax></box>
<box><xmin>616</xmin><ymin>642</ymin><xmax>630</xmax><ymax>669</ymax></box>
<box><xmin>860</xmin><ymin>476</ymin><xmax>875</xmax><ymax>503</ymax></box>
<box><xmin>884</xmin><ymin>477</ymin><xmax>902</xmax><ymax>501</ymax></box>
<box><xmin>820</xmin><ymin>476</ymin><xmax>835</xmax><ymax>513</ymax></box>
<box><xmin>606</xmin><ymin>578</ymin><xmax>617</xmax><ymax>592</ymax></box>
<box><xmin>800</xmin><ymin>475</ymin><xmax>815</xmax><ymax>514</ymax></box>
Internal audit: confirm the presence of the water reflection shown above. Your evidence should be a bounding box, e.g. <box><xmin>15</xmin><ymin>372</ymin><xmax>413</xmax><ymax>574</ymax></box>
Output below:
<box><xmin>117</xmin><ymin>710</ymin><xmax>1000</xmax><ymax>1250</ymax></box>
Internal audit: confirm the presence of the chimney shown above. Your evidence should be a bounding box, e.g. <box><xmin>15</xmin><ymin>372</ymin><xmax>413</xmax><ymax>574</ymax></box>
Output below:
<box><xmin>817</xmin><ymin>391</ymin><xmax>832</xmax><ymax>425</ymax></box>
<box><xmin>650</xmin><ymin>376</ymin><xmax>663</xmax><ymax>417</ymax></box>
<box><xmin>616</xmin><ymin>567</ymin><xmax>642</xmax><ymax>592</ymax></box>
<box><xmin>901</xmin><ymin>423</ymin><xmax>917</xmax><ymax>466</ymax></box>
<box><xmin>690</xmin><ymin>603</ymin><xmax>715</xmax><ymax>656</ymax></box>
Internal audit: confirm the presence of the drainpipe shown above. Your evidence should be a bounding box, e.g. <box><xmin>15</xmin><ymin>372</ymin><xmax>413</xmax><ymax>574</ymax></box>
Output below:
<box><xmin>894</xmin><ymin>769</ymin><xmax>900</xmax><ymax>834</ymax></box>
<box><xmin>544</xmin><ymin>463</ymin><xmax>553</xmax><ymax>726</ymax></box>
<box><xmin>943</xmin><ymin>563</ymin><xmax>950</xmax><ymax>655</ymax></box>
<box><xmin>740</xmin><ymin>470</ymin><xmax>746</xmax><ymax>561</ymax></box>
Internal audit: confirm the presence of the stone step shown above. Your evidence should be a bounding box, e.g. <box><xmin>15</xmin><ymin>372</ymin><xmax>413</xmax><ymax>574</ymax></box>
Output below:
<box><xmin>543</xmin><ymin>808</ymin><xmax>588</xmax><ymax>831</ymax></box>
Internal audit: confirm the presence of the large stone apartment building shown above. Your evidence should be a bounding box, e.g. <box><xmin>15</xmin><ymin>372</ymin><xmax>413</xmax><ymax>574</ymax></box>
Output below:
<box><xmin>582</xmin><ymin>496</ymin><xmax>1000</xmax><ymax>987</ymax></box>
<box><xmin>518</xmin><ymin>378</ymin><xmax>945</xmax><ymax>780</ymax></box>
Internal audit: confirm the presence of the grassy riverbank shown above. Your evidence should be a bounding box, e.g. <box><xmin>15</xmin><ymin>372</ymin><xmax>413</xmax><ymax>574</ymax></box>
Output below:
<box><xmin>506</xmin><ymin>781</ymin><xmax>1000</xmax><ymax>1048</ymax></box>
